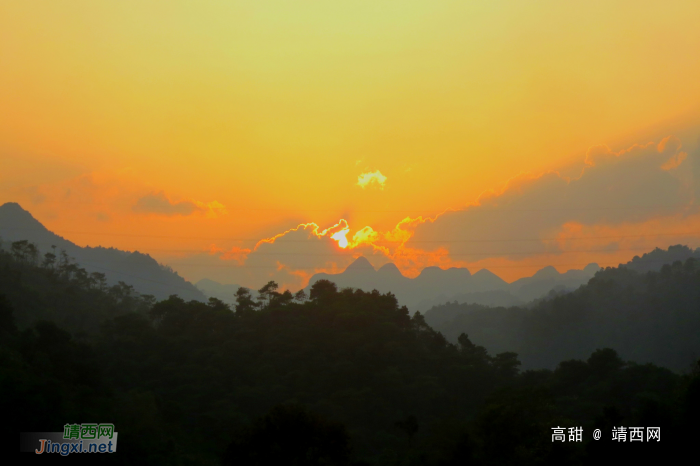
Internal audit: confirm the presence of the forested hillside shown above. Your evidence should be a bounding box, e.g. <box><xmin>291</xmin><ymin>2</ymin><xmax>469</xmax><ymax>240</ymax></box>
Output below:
<box><xmin>2</xmin><ymin>240</ymin><xmax>698</xmax><ymax>464</ymax></box>
<box><xmin>0</xmin><ymin>202</ymin><xmax>205</xmax><ymax>301</ymax></box>
<box><xmin>0</xmin><ymin>239</ymin><xmax>155</xmax><ymax>333</ymax></box>
<box><xmin>426</xmin><ymin>256</ymin><xmax>700</xmax><ymax>370</ymax></box>
<box><xmin>624</xmin><ymin>244</ymin><xmax>700</xmax><ymax>273</ymax></box>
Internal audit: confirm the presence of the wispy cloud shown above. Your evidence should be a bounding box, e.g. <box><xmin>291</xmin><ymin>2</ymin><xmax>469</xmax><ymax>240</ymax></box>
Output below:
<box><xmin>133</xmin><ymin>191</ymin><xmax>227</xmax><ymax>217</ymax></box>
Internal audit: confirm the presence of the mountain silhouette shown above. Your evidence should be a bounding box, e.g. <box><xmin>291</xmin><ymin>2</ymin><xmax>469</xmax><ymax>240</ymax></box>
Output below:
<box><xmin>344</xmin><ymin>255</ymin><xmax>374</xmax><ymax>274</ymax></box>
<box><xmin>315</xmin><ymin>245</ymin><xmax>700</xmax><ymax>312</ymax></box>
<box><xmin>305</xmin><ymin>256</ymin><xmax>600</xmax><ymax>311</ymax></box>
<box><xmin>377</xmin><ymin>262</ymin><xmax>402</xmax><ymax>277</ymax></box>
<box><xmin>0</xmin><ymin>202</ymin><xmax>205</xmax><ymax>301</ymax></box>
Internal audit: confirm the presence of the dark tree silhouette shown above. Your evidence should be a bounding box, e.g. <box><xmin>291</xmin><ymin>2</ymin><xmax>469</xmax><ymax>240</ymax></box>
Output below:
<box><xmin>587</xmin><ymin>348</ymin><xmax>624</xmax><ymax>377</ymax></box>
<box><xmin>235</xmin><ymin>286</ymin><xmax>256</xmax><ymax>314</ymax></box>
<box><xmin>395</xmin><ymin>415</ymin><xmax>419</xmax><ymax>447</ymax></box>
<box><xmin>309</xmin><ymin>279</ymin><xmax>338</xmax><ymax>304</ymax></box>
<box><xmin>294</xmin><ymin>288</ymin><xmax>308</xmax><ymax>302</ymax></box>
<box><xmin>222</xmin><ymin>405</ymin><xmax>351</xmax><ymax>466</ymax></box>
<box><xmin>257</xmin><ymin>280</ymin><xmax>280</xmax><ymax>308</ymax></box>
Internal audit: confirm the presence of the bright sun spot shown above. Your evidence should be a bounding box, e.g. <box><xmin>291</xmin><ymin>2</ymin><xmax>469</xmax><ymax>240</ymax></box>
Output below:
<box><xmin>331</xmin><ymin>229</ymin><xmax>350</xmax><ymax>248</ymax></box>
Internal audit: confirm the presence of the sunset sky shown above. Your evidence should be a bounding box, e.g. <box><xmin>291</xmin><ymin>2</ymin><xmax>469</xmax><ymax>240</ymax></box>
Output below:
<box><xmin>2</xmin><ymin>1</ymin><xmax>700</xmax><ymax>290</ymax></box>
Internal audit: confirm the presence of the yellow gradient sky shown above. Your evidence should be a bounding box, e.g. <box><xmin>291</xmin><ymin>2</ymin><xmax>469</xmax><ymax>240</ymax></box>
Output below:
<box><xmin>2</xmin><ymin>1</ymin><xmax>700</xmax><ymax>289</ymax></box>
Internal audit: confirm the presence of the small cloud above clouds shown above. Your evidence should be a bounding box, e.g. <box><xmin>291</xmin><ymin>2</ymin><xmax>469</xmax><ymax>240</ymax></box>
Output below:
<box><xmin>133</xmin><ymin>191</ymin><xmax>227</xmax><ymax>217</ymax></box>
<box><xmin>357</xmin><ymin>170</ymin><xmax>387</xmax><ymax>190</ymax></box>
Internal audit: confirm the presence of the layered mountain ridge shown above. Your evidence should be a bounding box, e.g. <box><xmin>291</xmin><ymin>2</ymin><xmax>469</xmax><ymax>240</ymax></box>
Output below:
<box><xmin>301</xmin><ymin>245</ymin><xmax>699</xmax><ymax>311</ymax></box>
<box><xmin>0</xmin><ymin>202</ymin><xmax>205</xmax><ymax>301</ymax></box>
<box><xmin>302</xmin><ymin>255</ymin><xmax>600</xmax><ymax>311</ymax></box>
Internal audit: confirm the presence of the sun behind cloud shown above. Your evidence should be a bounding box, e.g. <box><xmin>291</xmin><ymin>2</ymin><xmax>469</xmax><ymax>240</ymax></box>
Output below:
<box><xmin>331</xmin><ymin>228</ymin><xmax>350</xmax><ymax>248</ymax></box>
<box><xmin>357</xmin><ymin>170</ymin><xmax>387</xmax><ymax>190</ymax></box>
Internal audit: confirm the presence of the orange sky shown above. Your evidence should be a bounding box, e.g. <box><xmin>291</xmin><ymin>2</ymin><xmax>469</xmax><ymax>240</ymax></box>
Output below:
<box><xmin>2</xmin><ymin>1</ymin><xmax>700</xmax><ymax>290</ymax></box>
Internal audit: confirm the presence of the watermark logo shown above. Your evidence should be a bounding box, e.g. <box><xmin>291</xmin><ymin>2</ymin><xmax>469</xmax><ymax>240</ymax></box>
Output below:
<box><xmin>63</xmin><ymin>423</ymin><xmax>114</xmax><ymax>441</ymax></box>
<box><xmin>553</xmin><ymin>426</ymin><xmax>660</xmax><ymax>443</ymax></box>
<box><xmin>551</xmin><ymin>426</ymin><xmax>583</xmax><ymax>442</ymax></box>
<box><xmin>20</xmin><ymin>423</ymin><xmax>118</xmax><ymax>455</ymax></box>
<box><xmin>611</xmin><ymin>426</ymin><xmax>659</xmax><ymax>442</ymax></box>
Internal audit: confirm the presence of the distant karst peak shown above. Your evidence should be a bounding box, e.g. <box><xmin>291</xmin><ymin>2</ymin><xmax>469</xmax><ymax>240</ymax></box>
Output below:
<box><xmin>377</xmin><ymin>262</ymin><xmax>403</xmax><ymax>277</ymax></box>
<box><xmin>345</xmin><ymin>256</ymin><xmax>374</xmax><ymax>273</ymax></box>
